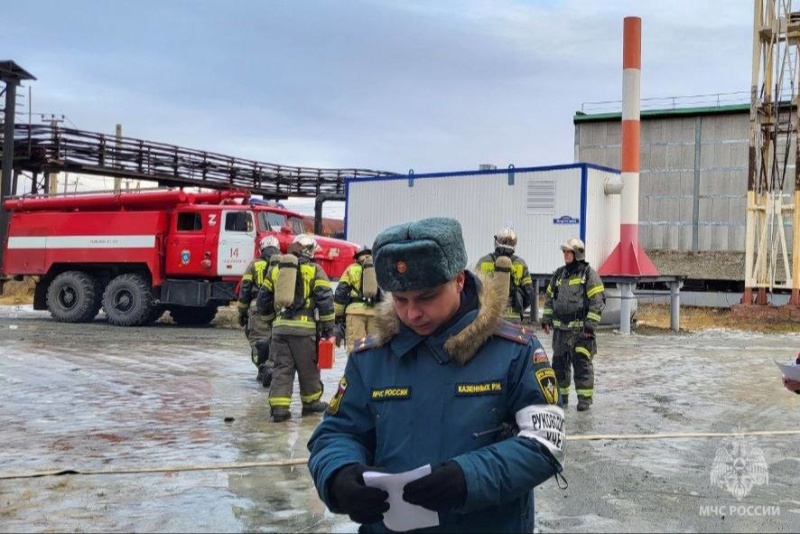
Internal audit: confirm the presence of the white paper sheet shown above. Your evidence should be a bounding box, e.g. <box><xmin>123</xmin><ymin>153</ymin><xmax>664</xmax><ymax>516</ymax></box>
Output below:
<box><xmin>362</xmin><ymin>465</ymin><xmax>440</xmax><ymax>532</ymax></box>
<box><xmin>775</xmin><ymin>359</ymin><xmax>800</xmax><ymax>381</ymax></box>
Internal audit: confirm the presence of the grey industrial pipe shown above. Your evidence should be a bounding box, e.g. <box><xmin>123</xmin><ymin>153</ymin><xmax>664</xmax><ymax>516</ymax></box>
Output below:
<box><xmin>314</xmin><ymin>193</ymin><xmax>345</xmax><ymax>236</ymax></box>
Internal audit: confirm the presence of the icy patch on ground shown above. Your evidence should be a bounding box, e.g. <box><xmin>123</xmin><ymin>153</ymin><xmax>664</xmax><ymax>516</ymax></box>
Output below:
<box><xmin>0</xmin><ymin>304</ymin><xmax>46</xmax><ymax>319</ymax></box>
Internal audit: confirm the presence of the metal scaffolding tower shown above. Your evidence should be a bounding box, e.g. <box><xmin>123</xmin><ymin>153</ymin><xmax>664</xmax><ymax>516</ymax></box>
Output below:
<box><xmin>744</xmin><ymin>0</ymin><xmax>800</xmax><ymax>305</ymax></box>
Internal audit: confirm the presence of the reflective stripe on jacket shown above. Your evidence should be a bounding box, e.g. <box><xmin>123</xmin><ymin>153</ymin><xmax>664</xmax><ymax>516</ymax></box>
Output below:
<box><xmin>237</xmin><ymin>258</ymin><xmax>268</xmax><ymax>312</ymax></box>
<box><xmin>255</xmin><ymin>256</ymin><xmax>334</xmax><ymax>332</ymax></box>
<box><xmin>475</xmin><ymin>253</ymin><xmax>533</xmax><ymax>319</ymax></box>
<box><xmin>334</xmin><ymin>263</ymin><xmax>378</xmax><ymax>318</ymax></box>
<box><xmin>541</xmin><ymin>262</ymin><xmax>605</xmax><ymax>331</ymax></box>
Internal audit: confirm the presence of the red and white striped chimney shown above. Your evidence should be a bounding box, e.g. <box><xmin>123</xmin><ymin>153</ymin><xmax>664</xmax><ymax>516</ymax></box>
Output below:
<box><xmin>599</xmin><ymin>16</ymin><xmax>659</xmax><ymax>277</ymax></box>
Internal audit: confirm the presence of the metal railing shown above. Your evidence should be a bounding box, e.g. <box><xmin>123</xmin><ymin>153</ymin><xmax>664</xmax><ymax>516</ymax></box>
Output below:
<box><xmin>579</xmin><ymin>91</ymin><xmax>750</xmax><ymax>115</ymax></box>
<box><xmin>3</xmin><ymin>124</ymin><xmax>397</xmax><ymax>198</ymax></box>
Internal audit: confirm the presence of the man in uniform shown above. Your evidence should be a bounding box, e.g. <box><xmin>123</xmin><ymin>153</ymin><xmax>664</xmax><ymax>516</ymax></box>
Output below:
<box><xmin>257</xmin><ymin>234</ymin><xmax>334</xmax><ymax>422</ymax></box>
<box><xmin>308</xmin><ymin>217</ymin><xmax>565</xmax><ymax>532</ymax></box>
<box><xmin>475</xmin><ymin>227</ymin><xmax>534</xmax><ymax>323</ymax></box>
<box><xmin>237</xmin><ymin>235</ymin><xmax>281</xmax><ymax>385</ymax></box>
<box><xmin>333</xmin><ymin>246</ymin><xmax>383</xmax><ymax>353</ymax></box>
<box><xmin>541</xmin><ymin>237</ymin><xmax>605</xmax><ymax>412</ymax></box>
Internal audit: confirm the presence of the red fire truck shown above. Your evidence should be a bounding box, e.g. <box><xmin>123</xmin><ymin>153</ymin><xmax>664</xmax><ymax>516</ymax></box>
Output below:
<box><xmin>1</xmin><ymin>188</ymin><xmax>358</xmax><ymax>326</ymax></box>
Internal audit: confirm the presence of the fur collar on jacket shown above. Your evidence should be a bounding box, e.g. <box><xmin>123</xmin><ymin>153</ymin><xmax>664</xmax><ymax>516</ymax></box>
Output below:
<box><xmin>371</xmin><ymin>271</ymin><xmax>506</xmax><ymax>365</ymax></box>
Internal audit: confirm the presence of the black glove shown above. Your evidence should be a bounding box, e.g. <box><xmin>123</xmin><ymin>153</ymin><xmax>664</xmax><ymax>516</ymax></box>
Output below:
<box><xmin>319</xmin><ymin>321</ymin><xmax>333</xmax><ymax>339</ymax></box>
<box><xmin>403</xmin><ymin>461</ymin><xmax>467</xmax><ymax>512</ymax></box>
<box><xmin>328</xmin><ymin>464</ymin><xmax>389</xmax><ymax>524</ymax></box>
<box><xmin>238</xmin><ymin>311</ymin><xmax>248</xmax><ymax>328</ymax></box>
<box><xmin>512</xmin><ymin>287</ymin><xmax>525</xmax><ymax>312</ymax></box>
<box><xmin>582</xmin><ymin>325</ymin><xmax>595</xmax><ymax>339</ymax></box>
<box><xmin>334</xmin><ymin>321</ymin><xmax>346</xmax><ymax>348</ymax></box>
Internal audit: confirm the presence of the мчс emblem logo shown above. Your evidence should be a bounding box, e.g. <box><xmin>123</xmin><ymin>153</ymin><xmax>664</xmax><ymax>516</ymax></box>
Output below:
<box><xmin>710</xmin><ymin>430</ymin><xmax>769</xmax><ymax>501</ymax></box>
<box><xmin>535</xmin><ymin>368</ymin><xmax>559</xmax><ymax>405</ymax></box>
<box><xmin>327</xmin><ymin>377</ymin><xmax>348</xmax><ymax>415</ymax></box>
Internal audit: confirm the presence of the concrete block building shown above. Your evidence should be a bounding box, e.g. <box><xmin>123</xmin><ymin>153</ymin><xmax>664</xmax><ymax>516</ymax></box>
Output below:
<box><xmin>573</xmin><ymin>100</ymin><xmax>786</xmax><ymax>287</ymax></box>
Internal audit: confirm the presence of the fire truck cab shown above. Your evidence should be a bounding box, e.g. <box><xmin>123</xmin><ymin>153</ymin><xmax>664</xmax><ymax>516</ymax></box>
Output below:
<box><xmin>2</xmin><ymin>189</ymin><xmax>358</xmax><ymax>326</ymax></box>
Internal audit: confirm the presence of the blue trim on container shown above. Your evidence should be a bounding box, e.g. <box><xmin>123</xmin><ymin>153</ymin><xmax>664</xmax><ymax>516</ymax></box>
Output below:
<box><xmin>579</xmin><ymin>166</ymin><xmax>588</xmax><ymax>242</ymax></box>
<box><xmin>341</xmin><ymin>162</ymin><xmax>622</xmax><ymax>242</ymax></box>
<box><xmin>342</xmin><ymin>162</ymin><xmax>619</xmax><ymax>185</ymax></box>
<box><xmin>582</xmin><ymin>162</ymin><xmax>621</xmax><ymax>175</ymax></box>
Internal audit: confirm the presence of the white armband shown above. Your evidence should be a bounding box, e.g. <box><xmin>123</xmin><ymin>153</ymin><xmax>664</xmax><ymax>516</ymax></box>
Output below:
<box><xmin>515</xmin><ymin>404</ymin><xmax>565</xmax><ymax>468</ymax></box>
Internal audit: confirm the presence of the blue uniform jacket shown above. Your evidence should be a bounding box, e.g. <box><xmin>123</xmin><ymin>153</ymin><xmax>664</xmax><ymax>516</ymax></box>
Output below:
<box><xmin>308</xmin><ymin>272</ymin><xmax>566</xmax><ymax>533</ymax></box>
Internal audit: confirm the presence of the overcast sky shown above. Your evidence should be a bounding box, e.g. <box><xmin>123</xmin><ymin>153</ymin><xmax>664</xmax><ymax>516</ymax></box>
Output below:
<box><xmin>3</xmin><ymin>0</ymin><xmax>753</xmax><ymax>215</ymax></box>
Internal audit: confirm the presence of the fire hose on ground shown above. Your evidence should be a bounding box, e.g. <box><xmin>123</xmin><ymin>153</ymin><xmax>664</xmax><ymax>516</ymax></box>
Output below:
<box><xmin>2</xmin><ymin>428</ymin><xmax>799</xmax><ymax>480</ymax></box>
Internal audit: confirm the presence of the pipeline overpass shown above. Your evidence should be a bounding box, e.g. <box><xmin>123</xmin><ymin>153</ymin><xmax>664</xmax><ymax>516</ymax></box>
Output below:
<box><xmin>5</xmin><ymin>123</ymin><xmax>397</xmax><ymax>198</ymax></box>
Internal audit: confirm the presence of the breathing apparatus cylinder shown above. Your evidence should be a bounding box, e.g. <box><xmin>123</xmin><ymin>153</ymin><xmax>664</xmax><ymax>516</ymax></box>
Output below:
<box><xmin>360</xmin><ymin>255</ymin><xmax>378</xmax><ymax>303</ymax></box>
<box><xmin>274</xmin><ymin>254</ymin><xmax>298</xmax><ymax>310</ymax></box>
<box><xmin>494</xmin><ymin>255</ymin><xmax>513</xmax><ymax>296</ymax></box>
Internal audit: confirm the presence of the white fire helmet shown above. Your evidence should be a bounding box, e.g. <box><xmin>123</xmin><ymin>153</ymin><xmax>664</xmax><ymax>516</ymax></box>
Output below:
<box><xmin>259</xmin><ymin>235</ymin><xmax>280</xmax><ymax>252</ymax></box>
<box><xmin>494</xmin><ymin>228</ymin><xmax>518</xmax><ymax>253</ymax></box>
<box><xmin>292</xmin><ymin>234</ymin><xmax>319</xmax><ymax>258</ymax></box>
<box><xmin>560</xmin><ymin>237</ymin><xmax>585</xmax><ymax>261</ymax></box>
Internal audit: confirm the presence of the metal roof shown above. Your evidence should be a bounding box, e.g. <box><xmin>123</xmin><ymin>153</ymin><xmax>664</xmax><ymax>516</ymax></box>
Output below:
<box><xmin>573</xmin><ymin>103</ymin><xmax>749</xmax><ymax>123</ymax></box>
<box><xmin>0</xmin><ymin>60</ymin><xmax>36</xmax><ymax>82</ymax></box>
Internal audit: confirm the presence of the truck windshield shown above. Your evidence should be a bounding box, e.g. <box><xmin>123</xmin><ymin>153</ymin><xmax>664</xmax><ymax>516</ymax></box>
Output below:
<box><xmin>258</xmin><ymin>212</ymin><xmax>287</xmax><ymax>231</ymax></box>
<box><xmin>289</xmin><ymin>217</ymin><xmax>305</xmax><ymax>234</ymax></box>
<box><xmin>256</xmin><ymin>211</ymin><xmax>306</xmax><ymax>234</ymax></box>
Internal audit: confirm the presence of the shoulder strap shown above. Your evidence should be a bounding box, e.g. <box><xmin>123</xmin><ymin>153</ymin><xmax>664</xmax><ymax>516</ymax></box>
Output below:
<box><xmin>578</xmin><ymin>263</ymin><xmax>591</xmax><ymax>284</ymax></box>
<box><xmin>493</xmin><ymin>320</ymin><xmax>537</xmax><ymax>345</ymax></box>
<box><xmin>352</xmin><ymin>334</ymin><xmax>382</xmax><ymax>353</ymax></box>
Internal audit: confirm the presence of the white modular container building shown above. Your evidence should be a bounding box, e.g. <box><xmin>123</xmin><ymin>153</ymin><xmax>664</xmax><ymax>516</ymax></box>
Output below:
<box><xmin>345</xmin><ymin>163</ymin><xmax>622</xmax><ymax>276</ymax></box>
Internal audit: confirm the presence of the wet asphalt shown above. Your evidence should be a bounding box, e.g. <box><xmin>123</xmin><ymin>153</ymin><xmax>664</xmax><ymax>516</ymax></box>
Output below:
<box><xmin>1</xmin><ymin>304</ymin><xmax>799</xmax><ymax>533</ymax></box>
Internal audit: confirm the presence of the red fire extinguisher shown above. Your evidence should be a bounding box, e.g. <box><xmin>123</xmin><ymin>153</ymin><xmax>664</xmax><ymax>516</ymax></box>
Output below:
<box><xmin>318</xmin><ymin>337</ymin><xmax>336</xmax><ymax>370</ymax></box>
<box><xmin>315</xmin><ymin>308</ymin><xmax>335</xmax><ymax>370</ymax></box>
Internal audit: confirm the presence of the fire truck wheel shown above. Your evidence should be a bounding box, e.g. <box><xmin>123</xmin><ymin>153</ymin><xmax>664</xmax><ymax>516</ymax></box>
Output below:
<box><xmin>102</xmin><ymin>274</ymin><xmax>154</xmax><ymax>327</ymax></box>
<box><xmin>46</xmin><ymin>271</ymin><xmax>100</xmax><ymax>323</ymax></box>
<box><xmin>168</xmin><ymin>305</ymin><xmax>218</xmax><ymax>326</ymax></box>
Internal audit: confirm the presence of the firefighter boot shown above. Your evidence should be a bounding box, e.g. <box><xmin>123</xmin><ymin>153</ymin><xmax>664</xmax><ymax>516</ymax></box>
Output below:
<box><xmin>301</xmin><ymin>401</ymin><xmax>328</xmax><ymax>416</ymax></box>
<box><xmin>577</xmin><ymin>397</ymin><xmax>592</xmax><ymax>412</ymax></box>
<box><xmin>271</xmin><ymin>407</ymin><xmax>291</xmax><ymax>423</ymax></box>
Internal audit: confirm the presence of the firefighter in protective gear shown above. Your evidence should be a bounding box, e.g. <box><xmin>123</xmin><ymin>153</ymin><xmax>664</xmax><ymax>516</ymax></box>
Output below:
<box><xmin>475</xmin><ymin>228</ymin><xmax>534</xmax><ymax>323</ymax></box>
<box><xmin>333</xmin><ymin>246</ymin><xmax>383</xmax><ymax>353</ymax></box>
<box><xmin>541</xmin><ymin>237</ymin><xmax>605</xmax><ymax>411</ymax></box>
<box><xmin>238</xmin><ymin>235</ymin><xmax>281</xmax><ymax>386</ymax></box>
<box><xmin>256</xmin><ymin>234</ymin><xmax>335</xmax><ymax>422</ymax></box>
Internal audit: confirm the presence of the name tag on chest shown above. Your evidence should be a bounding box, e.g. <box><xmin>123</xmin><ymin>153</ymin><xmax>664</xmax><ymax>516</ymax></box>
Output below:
<box><xmin>455</xmin><ymin>381</ymin><xmax>503</xmax><ymax>396</ymax></box>
<box><xmin>371</xmin><ymin>387</ymin><xmax>411</xmax><ymax>401</ymax></box>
